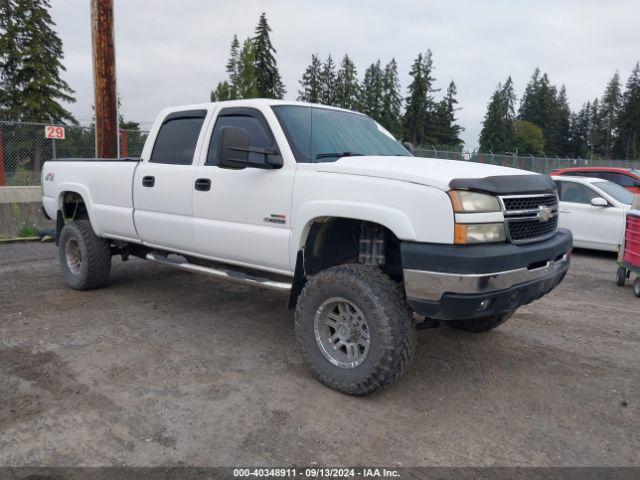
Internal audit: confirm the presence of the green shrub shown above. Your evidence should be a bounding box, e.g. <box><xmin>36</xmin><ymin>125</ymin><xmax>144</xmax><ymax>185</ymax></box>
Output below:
<box><xmin>17</xmin><ymin>225</ymin><xmax>39</xmax><ymax>237</ymax></box>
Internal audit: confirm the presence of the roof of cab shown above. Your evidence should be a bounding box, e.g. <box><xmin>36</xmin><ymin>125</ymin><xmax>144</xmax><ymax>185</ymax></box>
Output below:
<box><xmin>162</xmin><ymin>98</ymin><xmax>360</xmax><ymax>115</ymax></box>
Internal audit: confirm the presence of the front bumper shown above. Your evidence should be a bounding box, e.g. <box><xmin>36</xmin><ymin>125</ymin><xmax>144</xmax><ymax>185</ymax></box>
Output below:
<box><xmin>401</xmin><ymin>229</ymin><xmax>572</xmax><ymax>320</ymax></box>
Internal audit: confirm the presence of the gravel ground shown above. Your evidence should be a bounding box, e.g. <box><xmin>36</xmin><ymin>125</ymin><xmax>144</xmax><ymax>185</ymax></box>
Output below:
<box><xmin>0</xmin><ymin>242</ymin><xmax>638</xmax><ymax>467</ymax></box>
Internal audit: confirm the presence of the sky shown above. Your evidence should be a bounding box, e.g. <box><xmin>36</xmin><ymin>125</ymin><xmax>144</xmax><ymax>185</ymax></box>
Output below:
<box><xmin>49</xmin><ymin>0</ymin><xmax>640</xmax><ymax>151</ymax></box>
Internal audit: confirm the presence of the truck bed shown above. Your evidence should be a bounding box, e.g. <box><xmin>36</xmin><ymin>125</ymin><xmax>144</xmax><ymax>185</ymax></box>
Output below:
<box><xmin>42</xmin><ymin>158</ymin><xmax>141</xmax><ymax>243</ymax></box>
<box><xmin>46</xmin><ymin>157</ymin><xmax>141</xmax><ymax>162</ymax></box>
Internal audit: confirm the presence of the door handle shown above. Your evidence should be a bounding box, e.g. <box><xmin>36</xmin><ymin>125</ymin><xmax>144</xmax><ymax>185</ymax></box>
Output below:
<box><xmin>195</xmin><ymin>178</ymin><xmax>211</xmax><ymax>191</ymax></box>
<box><xmin>142</xmin><ymin>176</ymin><xmax>155</xmax><ymax>187</ymax></box>
<box><xmin>559</xmin><ymin>210</ymin><xmax>571</xmax><ymax>214</ymax></box>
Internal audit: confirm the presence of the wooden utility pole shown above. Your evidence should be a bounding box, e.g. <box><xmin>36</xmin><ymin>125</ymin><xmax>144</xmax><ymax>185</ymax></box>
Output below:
<box><xmin>91</xmin><ymin>0</ymin><xmax>118</xmax><ymax>158</ymax></box>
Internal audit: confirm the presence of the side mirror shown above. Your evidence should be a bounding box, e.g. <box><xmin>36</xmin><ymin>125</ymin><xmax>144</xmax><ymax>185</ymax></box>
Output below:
<box><xmin>402</xmin><ymin>141</ymin><xmax>415</xmax><ymax>155</ymax></box>
<box><xmin>590</xmin><ymin>197</ymin><xmax>608</xmax><ymax>207</ymax></box>
<box><xmin>219</xmin><ymin>126</ymin><xmax>282</xmax><ymax>170</ymax></box>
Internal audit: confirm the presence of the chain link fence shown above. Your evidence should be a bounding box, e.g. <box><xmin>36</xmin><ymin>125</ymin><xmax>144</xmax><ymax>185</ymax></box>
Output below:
<box><xmin>414</xmin><ymin>147</ymin><xmax>640</xmax><ymax>174</ymax></box>
<box><xmin>0</xmin><ymin>121</ymin><xmax>148</xmax><ymax>186</ymax></box>
<box><xmin>2</xmin><ymin>121</ymin><xmax>639</xmax><ymax>187</ymax></box>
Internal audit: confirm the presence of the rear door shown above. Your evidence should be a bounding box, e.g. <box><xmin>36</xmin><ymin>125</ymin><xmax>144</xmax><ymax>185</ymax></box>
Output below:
<box><xmin>133</xmin><ymin>109</ymin><xmax>209</xmax><ymax>252</ymax></box>
<box><xmin>191</xmin><ymin>106</ymin><xmax>295</xmax><ymax>273</ymax></box>
<box><xmin>556</xmin><ymin>180</ymin><xmax>623</xmax><ymax>251</ymax></box>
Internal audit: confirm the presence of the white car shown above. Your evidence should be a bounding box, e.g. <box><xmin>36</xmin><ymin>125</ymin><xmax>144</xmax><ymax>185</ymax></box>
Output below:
<box><xmin>552</xmin><ymin>176</ymin><xmax>634</xmax><ymax>252</ymax></box>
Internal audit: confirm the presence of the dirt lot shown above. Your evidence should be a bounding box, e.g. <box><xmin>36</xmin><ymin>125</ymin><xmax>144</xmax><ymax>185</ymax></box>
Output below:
<box><xmin>0</xmin><ymin>242</ymin><xmax>638</xmax><ymax>467</ymax></box>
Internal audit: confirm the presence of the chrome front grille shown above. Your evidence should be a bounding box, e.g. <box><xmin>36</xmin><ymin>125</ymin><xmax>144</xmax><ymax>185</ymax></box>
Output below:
<box><xmin>502</xmin><ymin>195</ymin><xmax>558</xmax><ymax>212</ymax></box>
<box><xmin>500</xmin><ymin>193</ymin><xmax>559</xmax><ymax>244</ymax></box>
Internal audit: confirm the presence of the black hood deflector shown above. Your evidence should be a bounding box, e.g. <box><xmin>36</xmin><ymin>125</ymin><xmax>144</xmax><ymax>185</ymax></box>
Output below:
<box><xmin>449</xmin><ymin>174</ymin><xmax>556</xmax><ymax>195</ymax></box>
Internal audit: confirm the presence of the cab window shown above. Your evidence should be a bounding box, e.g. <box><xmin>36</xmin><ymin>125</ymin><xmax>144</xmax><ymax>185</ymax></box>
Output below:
<box><xmin>207</xmin><ymin>108</ymin><xmax>276</xmax><ymax>167</ymax></box>
<box><xmin>557</xmin><ymin>181</ymin><xmax>598</xmax><ymax>204</ymax></box>
<box><xmin>150</xmin><ymin>110</ymin><xmax>207</xmax><ymax>165</ymax></box>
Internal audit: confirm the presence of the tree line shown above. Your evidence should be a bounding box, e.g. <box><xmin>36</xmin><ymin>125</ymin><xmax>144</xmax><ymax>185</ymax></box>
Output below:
<box><xmin>212</xmin><ymin>15</ymin><xmax>465</xmax><ymax>150</ymax></box>
<box><xmin>479</xmin><ymin>66</ymin><xmax>640</xmax><ymax>160</ymax></box>
<box><xmin>295</xmin><ymin>52</ymin><xmax>464</xmax><ymax>150</ymax></box>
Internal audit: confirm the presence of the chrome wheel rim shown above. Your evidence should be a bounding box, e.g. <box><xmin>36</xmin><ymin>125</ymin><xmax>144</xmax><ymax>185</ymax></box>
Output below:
<box><xmin>314</xmin><ymin>297</ymin><xmax>370</xmax><ymax>369</ymax></box>
<box><xmin>65</xmin><ymin>238</ymin><xmax>82</xmax><ymax>275</ymax></box>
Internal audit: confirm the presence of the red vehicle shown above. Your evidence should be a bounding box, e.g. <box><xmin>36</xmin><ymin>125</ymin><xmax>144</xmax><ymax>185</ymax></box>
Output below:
<box><xmin>616</xmin><ymin>210</ymin><xmax>640</xmax><ymax>298</ymax></box>
<box><xmin>550</xmin><ymin>167</ymin><xmax>640</xmax><ymax>194</ymax></box>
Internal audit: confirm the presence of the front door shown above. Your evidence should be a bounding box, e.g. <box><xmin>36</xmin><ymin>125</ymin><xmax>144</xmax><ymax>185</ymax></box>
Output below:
<box><xmin>557</xmin><ymin>180</ymin><xmax>624</xmax><ymax>250</ymax></box>
<box><xmin>133</xmin><ymin>109</ymin><xmax>208</xmax><ymax>252</ymax></box>
<box><xmin>192</xmin><ymin>107</ymin><xmax>294</xmax><ymax>273</ymax></box>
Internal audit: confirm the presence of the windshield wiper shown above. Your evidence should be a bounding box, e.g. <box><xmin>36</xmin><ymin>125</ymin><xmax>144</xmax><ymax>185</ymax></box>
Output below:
<box><xmin>315</xmin><ymin>151</ymin><xmax>363</xmax><ymax>160</ymax></box>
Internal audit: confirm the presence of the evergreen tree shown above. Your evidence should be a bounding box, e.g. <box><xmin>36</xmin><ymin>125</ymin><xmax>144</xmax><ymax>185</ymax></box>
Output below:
<box><xmin>588</xmin><ymin>98</ymin><xmax>603</xmax><ymax>158</ymax></box>
<box><xmin>402</xmin><ymin>51</ymin><xmax>436</xmax><ymax>145</ymax></box>
<box><xmin>596</xmin><ymin>71</ymin><xmax>622</xmax><ymax>158</ymax></box>
<box><xmin>518</xmin><ymin>68</ymin><xmax>568</xmax><ymax>156</ymax></box>
<box><xmin>0</xmin><ymin>0</ymin><xmax>21</xmax><ymax>118</ymax></box>
<box><xmin>478</xmin><ymin>77</ymin><xmax>516</xmax><ymax>153</ymax></box>
<box><xmin>334</xmin><ymin>54</ymin><xmax>359</xmax><ymax>110</ymax></box>
<box><xmin>380</xmin><ymin>58</ymin><xmax>402</xmax><ymax>136</ymax></box>
<box><xmin>568</xmin><ymin>103</ymin><xmax>591</xmax><ymax>158</ymax></box>
<box><xmin>297</xmin><ymin>54</ymin><xmax>322</xmax><ymax>103</ymax></box>
<box><xmin>252</xmin><ymin>12</ymin><xmax>285</xmax><ymax>99</ymax></box>
<box><xmin>616</xmin><ymin>62</ymin><xmax>640</xmax><ymax>160</ymax></box>
<box><xmin>518</xmin><ymin>68</ymin><xmax>544</xmax><ymax>125</ymax></box>
<box><xmin>224</xmin><ymin>35</ymin><xmax>240</xmax><ymax>99</ymax></box>
<box><xmin>1</xmin><ymin>0</ymin><xmax>75</xmax><ymax>122</ymax></box>
<box><xmin>319</xmin><ymin>55</ymin><xmax>337</xmax><ymax>105</ymax></box>
<box><xmin>432</xmin><ymin>81</ymin><xmax>464</xmax><ymax>150</ymax></box>
<box><xmin>359</xmin><ymin>60</ymin><xmax>384</xmax><ymax>122</ymax></box>
<box><xmin>210</xmin><ymin>81</ymin><xmax>232</xmax><ymax>102</ymax></box>
<box><xmin>554</xmin><ymin>85</ymin><xmax>572</xmax><ymax>156</ymax></box>
<box><xmin>236</xmin><ymin>38</ymin><xmax>258</xmax><ymax>99</ymax></box>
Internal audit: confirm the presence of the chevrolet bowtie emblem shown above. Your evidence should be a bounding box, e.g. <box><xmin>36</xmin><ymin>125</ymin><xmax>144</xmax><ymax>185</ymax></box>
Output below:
<box><xmin>537</xmin><ymin>205</ymin><xmax>553</xmax><ymax>223</ymax></box>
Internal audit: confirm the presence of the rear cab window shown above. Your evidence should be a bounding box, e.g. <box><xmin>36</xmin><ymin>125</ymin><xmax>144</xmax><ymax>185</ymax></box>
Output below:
<box><xmin>150</xmin><ymin>110</ymin><xmax>207</xmax><ymax>165</ymax></box>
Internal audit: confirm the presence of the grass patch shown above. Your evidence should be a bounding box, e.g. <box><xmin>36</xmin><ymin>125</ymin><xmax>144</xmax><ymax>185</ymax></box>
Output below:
<box><xmin>17</xmin><ymin>225</ymin><xmax>39</xmax><ymax>238</ymax></box>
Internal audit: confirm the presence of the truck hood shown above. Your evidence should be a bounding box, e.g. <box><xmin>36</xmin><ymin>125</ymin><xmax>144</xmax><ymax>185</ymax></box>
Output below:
<box><xmin>315</xmin><ymin>155</ymin><xmax>532</xmax><ymax>191</ymax></box>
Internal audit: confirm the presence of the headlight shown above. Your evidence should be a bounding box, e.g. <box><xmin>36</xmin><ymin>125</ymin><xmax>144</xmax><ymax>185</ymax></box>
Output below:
<box><xmin>449</xmin><ymin>190</ymin><xmax>501</xmax><ymax>213</ymax></box>
<box><xmin>454</xmin><ymin>223</ymin><xmax>506</xmax><ymax>244</ymax></box>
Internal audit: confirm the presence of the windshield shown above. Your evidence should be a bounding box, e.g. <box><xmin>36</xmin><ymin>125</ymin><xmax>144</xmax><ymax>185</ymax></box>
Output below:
<box><xmin>595</xmin><ymin>180</ymin><xmax>635</xmax><ymax>205</ymax></box>
<box><xmin>272</xmin><ymin>105</ymin><xmax>411</xmax><ymax>162</ymax></box>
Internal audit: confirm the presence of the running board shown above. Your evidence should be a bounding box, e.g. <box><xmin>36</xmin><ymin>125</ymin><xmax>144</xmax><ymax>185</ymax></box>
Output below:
<box><xmin>146</xmin><ymin>252</ymin><xmax>292</xmax><ymax>291</ymax></box>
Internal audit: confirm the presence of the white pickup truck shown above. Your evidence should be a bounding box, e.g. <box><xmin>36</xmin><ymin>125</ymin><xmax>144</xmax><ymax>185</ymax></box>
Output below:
<box><xmin>42</xmin><ymin>99</ymin><xmax>572</xmax><ymax>395</ymax></box>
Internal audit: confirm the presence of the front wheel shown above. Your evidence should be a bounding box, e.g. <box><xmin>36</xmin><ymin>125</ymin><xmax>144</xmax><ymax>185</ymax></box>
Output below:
<box><xmin>58</xmin><ymin>220</ymin><xmax>112</xmax><ymax>290</ymax></box>
<box><xmin>295</xmin><ymin>265</ymin><xmax>416</xmax><ymax>396</ymax></box>
<box><xmin>634</xmin><ymin>277</ymin><xmax>640</xmax><ymax>298</ymax></box>
<box><xmin>445</xmin><ymin>310</ymin><xmax>514</xmax><ymax>333</ymax></box>
<box><xmin>616</xmin><ymin>266</ymin><xmax>627</xmax><ymax>287</ymax></box>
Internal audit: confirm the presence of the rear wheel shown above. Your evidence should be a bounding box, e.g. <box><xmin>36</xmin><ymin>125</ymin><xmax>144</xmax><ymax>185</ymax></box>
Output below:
<box><xmin>295</xmin><ymin>264</ymin><xmax>416</xmax><ymax>396</ymax></box>
<box><xmin>634</xmin><ymin>277</ymin><xmax>640</xmax><ymax>298</ymax></box>
<box><xmin>58</xmin><ymin>220</ymin><xmax>111</xmax><ymax>290</ymax></box>
<box><xmin>446</xmin><ymin>310</ymin><xmax>513</xmax><ymax>333</ymax></box>
<box><xmin>616</xmin><ymin>266</ymin><xmax>627</xmax><ymax>287</ymax></box>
